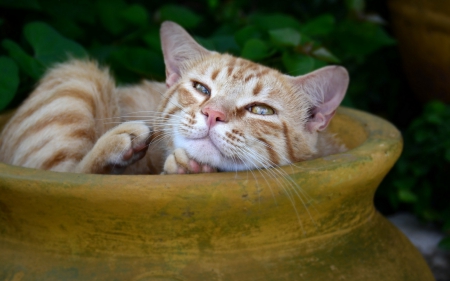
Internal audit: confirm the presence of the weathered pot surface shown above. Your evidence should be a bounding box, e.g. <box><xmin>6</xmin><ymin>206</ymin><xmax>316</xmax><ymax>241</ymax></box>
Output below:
<box><xmin>0</xmin><ymin>107</ymin><xmax>434</xmax><ymax>281</ymax></box>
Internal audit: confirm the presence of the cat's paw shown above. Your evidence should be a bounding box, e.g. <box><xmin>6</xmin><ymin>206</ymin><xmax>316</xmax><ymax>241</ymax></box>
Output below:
<box><xmin>77</xmin><ymin>121</ymin><xmax>151</xmax><ymax>174</ymax></box>
<box><xmin>104</xmin><ymin>122</ymin><xmax>151</xmax><ymax>173</ymax></box>
<box><xmin>163</xmin><ymin>148</ymin><xmax>216</xmax><ymax>174</ymax></box>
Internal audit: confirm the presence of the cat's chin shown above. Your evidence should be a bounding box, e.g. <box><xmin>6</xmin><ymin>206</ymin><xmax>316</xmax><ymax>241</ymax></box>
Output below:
<box><xmin>174</xmin><ymin>136</ymin><xmax>248</xmax><ymax>172</ymax></box>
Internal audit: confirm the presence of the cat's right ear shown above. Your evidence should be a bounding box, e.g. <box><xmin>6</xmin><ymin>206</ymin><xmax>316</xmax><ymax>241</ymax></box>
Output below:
<box><xmin>160</xmin><ymin>21</ymin><xmax>211</xmax><ymax>88</ymax></box>
<box><xmin>290</xmin><ymin>66</ymin><xmax>349</xmax><ymax>133</ymax></box>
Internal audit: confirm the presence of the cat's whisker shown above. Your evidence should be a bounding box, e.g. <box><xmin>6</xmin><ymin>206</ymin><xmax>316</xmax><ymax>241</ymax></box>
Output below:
<box><xmin>156</xmin><ymin>90</ymin><xmax>190</xmax><ymax>117</ymax></box>
<box><xmin>220</xmin><ymin>138</ymin><xmax>314</xmax><ymax>225</ymax></box>
<box><xmin>232</xmin><ymin>146</ymin><xmax>281</xmax><ymax>210</ymax></box>
<box><xmin>255</xmin><ymin>155</ymin><xmax>315</xmax><ymax>215</ymax></box>
<box><xmin>149</xmin><ymin>131</ymin><xmax>174</xmax><ymax>142</ymax></box>
<box><xmin>156</xmin><ymin>89</ymin><xmax>188</xmax><ymax>113</ymax></box>
<box><xmin>97</xmin><ymin>111</ymin><xmax>164</xmax><ymax>121</ymax></box>
<box><xmin>151</xmin><ymin>127</ymin><xmax>176</xmax><ymax>132</ymax></box>
<box><xmin>148</xmin><ymin>131</ymin><xmax>183</xmax><ymax>147</ymax></box>
<box><xmin>102</xmin><ymin>120</ymin><xmax>150</xmax><ymax>126</ymax></box>
<box><xmin>151</xmin><ymin>117</ymin><xmax>178</xmax><ymax>121</ymax></box>
<box><xmin>125</xmin><ymin>109</ymin><xmax>168</xmax><ymax>114</ymax></box>
<box><xmin>249</xmin><ymin>136</ymin><xmax>303</xmax><ymax>170</ymax></box>
<box><xmin>97</xmin><ymin>111</ymin><xmax>180</xmax><ymax>127</ymax></box>
<box><xmin>233</xmin><ymin>148</ymin><xmax>268</xmax><ymax>206</ymax></box>
<box><xmin>239</xmin><ymin>146</ymin><xmax>317</xmax><ymax>231</ymax></box>
<box><xmin>231</xmin><ymin>154</ymin><xmax>242</xmax><ymax>180</ymax></box>
<box><xmin>124</xmin><ymin>113</ymin><xmax>180</xmax><ymax>119</ymax></box>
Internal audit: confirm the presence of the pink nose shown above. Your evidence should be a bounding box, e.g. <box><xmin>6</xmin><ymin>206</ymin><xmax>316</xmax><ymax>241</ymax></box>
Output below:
<box><xmin>202</xmin><ymin>107</ymin><xmax>227</xmax><ymax>127</ymax></box>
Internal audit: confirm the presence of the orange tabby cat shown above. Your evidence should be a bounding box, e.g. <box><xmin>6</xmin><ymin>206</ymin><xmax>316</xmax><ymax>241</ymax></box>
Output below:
<box><xmin>0</xmin><ymin>21</ymin><xmax>349</xmax><ymax>175</ymax></box>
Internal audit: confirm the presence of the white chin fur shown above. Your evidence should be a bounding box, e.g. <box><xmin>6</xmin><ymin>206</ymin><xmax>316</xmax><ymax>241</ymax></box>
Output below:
<box><xmin>173</xmin><ymin>135</ymin><xmax>250</xmax><ymax>172</ymax></box>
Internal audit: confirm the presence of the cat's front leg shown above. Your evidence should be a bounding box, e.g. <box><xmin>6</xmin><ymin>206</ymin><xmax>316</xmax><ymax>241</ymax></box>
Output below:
<box><xmin>163</xmin><ymin>148</ymin><xmax>216</xmax><ymax>174</ymax></box>
<box><xmin>75</xmin><ymin>122</ymin><xmax>151</xmax><ymax>174</ymax></box>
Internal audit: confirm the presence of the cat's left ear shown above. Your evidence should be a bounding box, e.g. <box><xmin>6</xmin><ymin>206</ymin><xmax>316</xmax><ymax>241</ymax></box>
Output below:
<box><xmin>160</xmin><ymin>21</ymin><xmax>211</xmax><ymax>88</ymax></box>
<box><xmin>291</xmin><ymin>66</ymin><xmax>349</xmax><ymax>132</ymax></box>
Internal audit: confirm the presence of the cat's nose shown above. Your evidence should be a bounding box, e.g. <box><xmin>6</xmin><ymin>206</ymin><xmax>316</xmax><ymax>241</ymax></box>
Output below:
<box><xmin>202</xmin><ymin>107</ymin><xmax>227</xmax><ymax>127</ymax></box>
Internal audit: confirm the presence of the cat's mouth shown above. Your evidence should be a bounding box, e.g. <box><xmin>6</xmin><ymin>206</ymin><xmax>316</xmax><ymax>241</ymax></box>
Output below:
<box><xmin>197</xmin><ymin>135</ymin><xmax>225</xmax><ymax>156</ymax></box>
<box><xmin>179</xmin><ymin>134</ymin><xmax>236</xmax><ymax>169</ymax></box>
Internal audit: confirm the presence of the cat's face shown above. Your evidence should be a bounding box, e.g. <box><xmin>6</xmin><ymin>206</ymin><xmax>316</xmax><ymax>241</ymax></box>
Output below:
<box><xmin>156</xmin><ymin>21</ymin><xmax>349</xmax><ymax>171</ymax></box>
<box><xmin>158</xmin><ymin>53</ymin><xmax>314</xmax><ymax>171</ymax></box>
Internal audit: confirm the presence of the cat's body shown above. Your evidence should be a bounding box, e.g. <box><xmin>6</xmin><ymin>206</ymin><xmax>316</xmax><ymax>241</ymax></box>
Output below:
<box><xmin>0</xmin><ymin>21</ymin><xmax>349</xmax><ymax>175</ymax></box>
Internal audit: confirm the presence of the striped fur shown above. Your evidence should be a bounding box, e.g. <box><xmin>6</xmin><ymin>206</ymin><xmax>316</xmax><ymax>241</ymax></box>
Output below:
<box><xmin>0</xmin><ymin>21</ymin><xmax>349</xmax><ymax>174</ymax></box>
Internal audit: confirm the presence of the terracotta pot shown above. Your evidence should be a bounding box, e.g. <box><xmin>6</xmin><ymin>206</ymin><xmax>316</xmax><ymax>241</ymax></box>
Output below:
<box><xmin>0</xmin><ymin>107</ymin><xmax>433</xmax><ymax>281</ymax></box>
<box><xmin>389</xmin><ymin>0</ymin><xmax>450</xmax><ymax>103</ymax></box>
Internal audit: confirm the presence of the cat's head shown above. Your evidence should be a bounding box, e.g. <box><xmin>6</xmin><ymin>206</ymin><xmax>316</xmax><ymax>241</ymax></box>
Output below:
<box><xmin>156</xmin><ymin>21</ymin><xmax>349</xmax><ymax>172</ymax></box>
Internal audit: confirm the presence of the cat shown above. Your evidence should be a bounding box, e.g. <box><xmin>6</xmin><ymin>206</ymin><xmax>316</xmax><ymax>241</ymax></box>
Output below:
<box><xmin>0</xmin><ymin>21</ymin><xmax>349</xmax><ymax>175</ymax></box>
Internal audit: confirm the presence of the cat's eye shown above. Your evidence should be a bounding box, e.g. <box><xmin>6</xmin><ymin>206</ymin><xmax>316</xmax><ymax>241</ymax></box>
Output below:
<box><xmin>193</xmin><ymin>82</ymin><xmax>210</xmax><ymax>96</ymax></box>
<box><xmin>247</xmin><ymin>104</ymin><xmax>275</xmax><ymax>115</ymax></box>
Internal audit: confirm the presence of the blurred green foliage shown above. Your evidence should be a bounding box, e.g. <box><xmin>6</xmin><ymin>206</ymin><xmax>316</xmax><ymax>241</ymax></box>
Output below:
<box><xmin>0</xmin><ymin>0</ymin><xmax>449</xmax><ymax>244</ymax></box>
<box><xmin>377</xmin><ymin>101</ymin><xmax>450</xmax><ymax>247</ymax></box>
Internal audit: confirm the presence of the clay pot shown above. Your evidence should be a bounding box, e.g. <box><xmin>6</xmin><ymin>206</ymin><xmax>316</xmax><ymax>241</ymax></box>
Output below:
<box><xmin>389</xmin><ymin>0</ymin><xmax>450</xmax><ymax>103</ymax></box>
<box><xmin>0</xmin><ymin>107</ymin><xmax>433</xmax><ymax>281</ymax></box>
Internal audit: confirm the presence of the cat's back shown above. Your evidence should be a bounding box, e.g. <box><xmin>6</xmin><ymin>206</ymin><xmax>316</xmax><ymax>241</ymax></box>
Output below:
<box><xmin>0</xmin><ymin>60</ymin><xmax>120</xmax><ymax>171</ymax></box>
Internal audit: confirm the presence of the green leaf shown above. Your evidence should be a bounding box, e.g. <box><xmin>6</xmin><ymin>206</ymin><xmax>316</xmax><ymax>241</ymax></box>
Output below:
<box><xmin>414</xmin><ymin>129</ymin><xmax>429</xmax><ymax>143</ymax></box>
<box><xmin>425</xmin><ymin>113</ymin><xmax>442</xmax><ymax>124</ymax></box>
<box><xmin>283</xmin><ymin>53</ymin><xmax>314</xmax><ymax>75</ymax></box>
<box><xmin>409</xmin><ymin>118</ymin><xmax>425</xmax><ymax>134</ymax></box>
<box><xmin>411</xmin><ymin>164</ymin><xmax>429</xmax><ymax>177</ymax></box>
<box><xmin>241</xmin><ymin>39</ymin><xmax>271</xmax><ymax>61</ymax></box>
<box><xmin>208</xmin><ymin>0</ymin><xmax>219</xmax><ymax>9</ymax></box>
<box><xmin>195</xmin><ymin>37</ymin><xmax>215</xmax><ymax>51</ymax></box>
<box><xmin>2</xmin><ymin>39</ymin><xmax>44</xmax><ymax>80</ymax></box>
<box><xmin>421</xmin><ymin>208</ymin><xmax>440</xmax><ymax>222</ymax></box>
<box><xmin>282</xmin><ymin>52</ymin><xmax>326</xmax><ymax>76</ymax></box>
<box><xmin>0</xmin><ymin>56</ymin><xmax>19</xmax><ymax>111</ymax></box>
<box><xmin>301</xmin><ymin>14</ymin><xmax>335</xmax><ymax>36</ymax></box>
<box><xmin>49</xmin><ymin>18</ymin><xmax>85</xmax><ymax>40</ymax></box>
<box><xmin>269</xmin><ymin>28</ymin><xmax>300</xmax><ymax>47</ymax></box>
<box><xmin>346</xmin><ymin>0</ymin><xmax>365</xmax><ymax>14</ymax></box>
<box><xmin>334</xmin><ymin>20</ymin><xmax>396</xmax><ymax>58</ymax></box>
<box><xmin>142</xmin><ymin>29</ymin><xmax>162</xmax><ymax>52</ymax></box>
<box><xmin>424</xmin><ymin>100</ymin><xmax>446</xmax><ymax>115</ymax></box>
<box><xmin>121</xmin><ymin>4</ymin><xmax>148</xmax><ymax>27</ymax></box>
<box><xmin>438</xmin><ymin>236</ymin><xmax>450</xmax><ymax>250</ymax></box>
<box><xmin>96</xmin><ymin>0</ymin><xmax>128</xmax><ymax>35</ymax></box>
<box><xmin>89</xmin><ymin>44</ymin><xmax>116</xmax><ymax>63</ymax></box>
<box><xmin>251</xmin><ymin>14</ymin><xmax>302</xmax><ymax>31</ymax></box>
<box><xmin>158</xmin><ymin>5</ymin><xmax>202</xmax><ymax>29</ymax></box>
<box><xmin>393</xmin><ymin>178</ymin><xmax>415</xmax><ymax>191</ymax></box>
<box><xmin>198</xmin><ymin>35</ymin><xmax>240</xmax><ymax>54</ymax></box>
<box><xmin>113</xmin><ymin>47</ymin><xmax>165</xmax><ymax>79</ymax></box>
<box><xmin>24</xmin><ymin>22</ymin><xmax>88</xmax><ymax>66</ymax></box>
<box><xmin>38</xmin><ymin>0</ymin><xmax>95</xmax><ymax>24</ymax></box>
<box><xmin>234</xmin><ymin>26</ymin><xmax>262</xmax><ymax>48</ymax></box>
<box><xmin>312</xmin><ymin>47</ymin><xmax>340</xmax><ymax>63</ymax></box>
<box><xmin>398</xmin><ymin>189</ymin><xmax>418</xmax><ymax>203</ymax></box>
